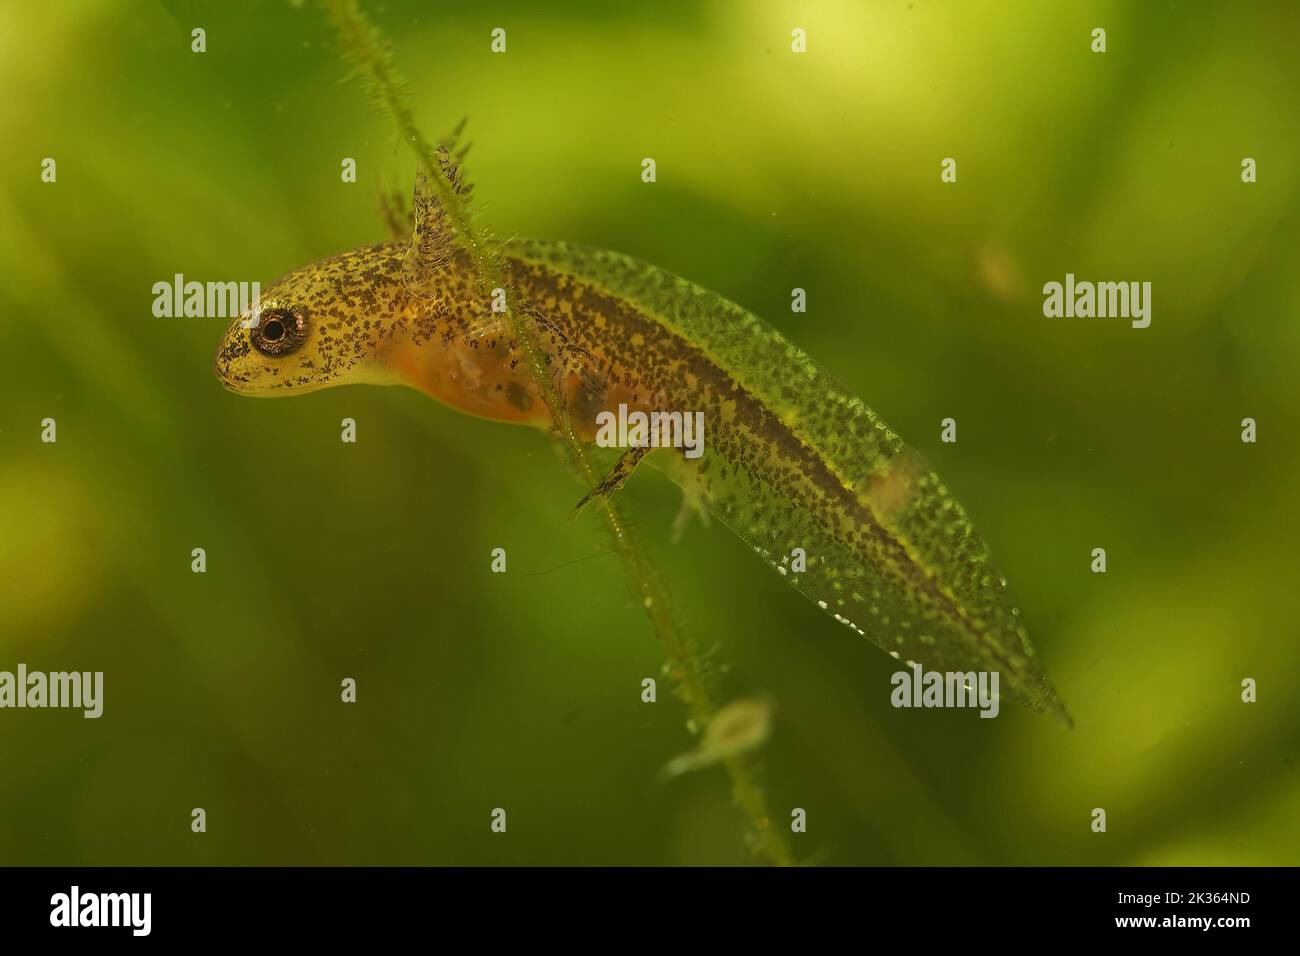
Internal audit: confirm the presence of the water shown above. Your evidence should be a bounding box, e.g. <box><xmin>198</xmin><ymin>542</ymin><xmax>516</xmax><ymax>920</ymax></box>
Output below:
<box><xmin>1</xmin><ymin>0</ymin><xmax>1297</xmax><ymax>865</ymax></box>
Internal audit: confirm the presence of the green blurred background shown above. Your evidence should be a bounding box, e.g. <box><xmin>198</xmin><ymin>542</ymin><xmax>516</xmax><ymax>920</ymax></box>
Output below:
<box><xmin>1</xmin><ymin>0</ymin><xmax>1297</xmax><ymax>865</ymax></box>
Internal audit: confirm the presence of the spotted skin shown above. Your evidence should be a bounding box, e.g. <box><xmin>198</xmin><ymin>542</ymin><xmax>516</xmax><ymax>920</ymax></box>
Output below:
<box><xmin>214</xmin><ymin>238</ymin><xmax>1069</xmax><ymax>723</ymax></box>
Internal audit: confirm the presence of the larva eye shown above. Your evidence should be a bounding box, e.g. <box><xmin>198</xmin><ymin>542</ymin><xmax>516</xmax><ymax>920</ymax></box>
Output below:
<box><xmin>251</xmin><ymin>308</ymin><xmax>309</xmax><ymax>357</ymax></box>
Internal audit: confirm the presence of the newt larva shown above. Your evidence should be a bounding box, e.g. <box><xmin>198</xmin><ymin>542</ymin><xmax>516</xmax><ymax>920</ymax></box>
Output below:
<box><xmin>214</xmin><ymin>172</ymin><xmax>1069</xmax><ymax>724</ymax></box>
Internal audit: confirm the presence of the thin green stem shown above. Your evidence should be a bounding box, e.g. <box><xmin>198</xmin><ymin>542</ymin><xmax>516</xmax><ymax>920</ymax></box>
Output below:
<box><xmin>321</xmin><ymin>0</ymin><xmax>791</xmax><ymax>866</ymax></box>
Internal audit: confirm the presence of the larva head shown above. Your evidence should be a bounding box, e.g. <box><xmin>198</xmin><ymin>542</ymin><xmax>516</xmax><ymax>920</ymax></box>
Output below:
<box><xmin>214</xmin><ymin>243</ymin><xmax>408</xmax><ymax>396</ymax></box>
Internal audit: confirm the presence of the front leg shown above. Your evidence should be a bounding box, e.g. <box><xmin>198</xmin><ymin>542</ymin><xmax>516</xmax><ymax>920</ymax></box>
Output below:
<box><xmin>569</xmin><ymin>445</ymin><xmax>655</xmax><ymax>520</ymax></box>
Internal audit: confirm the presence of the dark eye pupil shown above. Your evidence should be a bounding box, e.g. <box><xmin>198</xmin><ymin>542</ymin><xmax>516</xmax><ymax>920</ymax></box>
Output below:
<box><xmin>250</xmin><ymin>309</ymin><xmax>307</xmax><ymax>357</ymax></box>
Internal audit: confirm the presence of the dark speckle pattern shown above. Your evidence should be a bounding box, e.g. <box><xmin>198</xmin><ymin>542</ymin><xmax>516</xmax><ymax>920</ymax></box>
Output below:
<box><xmin>213</xmin><ymin>236</ymin><xmax>1065</xmax><ymax>721</ymax></box>
<box><xmin>509</xmin><ymin>240</ymin><xmax>1066</xmax><ymax>722</ymax></box>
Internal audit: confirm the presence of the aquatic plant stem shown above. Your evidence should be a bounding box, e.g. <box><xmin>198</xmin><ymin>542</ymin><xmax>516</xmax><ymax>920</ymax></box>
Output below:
<box><xmin>321</xmin><ymin>0</ymin><xmax>792</xmax><ymax>866</ymax></box>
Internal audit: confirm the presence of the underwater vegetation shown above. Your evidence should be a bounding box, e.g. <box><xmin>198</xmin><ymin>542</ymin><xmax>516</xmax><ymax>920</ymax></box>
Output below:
<box><xmin>210</xmin><ymin>0</ymin><xmax>1069</xmax><ymax>861</ymax></box>
<box><xmin>3</xmin><ymin>0</ymin><xmax>1298</xmax><ymax>867</ymax></box>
